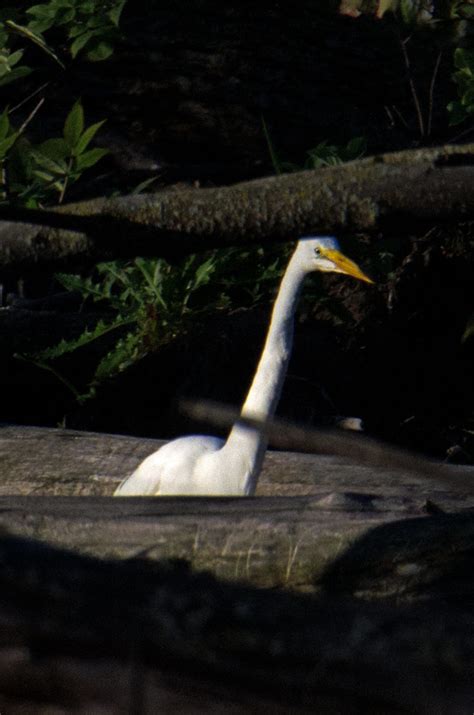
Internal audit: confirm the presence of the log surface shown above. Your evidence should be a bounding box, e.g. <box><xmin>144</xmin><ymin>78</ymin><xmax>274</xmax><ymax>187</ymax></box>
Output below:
<box><xmin>0</xmin><ymin>532</ymin><xmax>472</xmax><ymax>714</ymax></box>
<box><xmin>0</xmin><ymin>425</ymin><xmax>473</xmax><ymax>712</ymax></box>
<box><xmin>0</xmin><ymin>424</ymin><xmax>473</xmax><ymax>594</ymax></box>
<box><xmin>1</xmin><ymin>144</ymin><xmax>473</xmax><ymax>272</ymax></box>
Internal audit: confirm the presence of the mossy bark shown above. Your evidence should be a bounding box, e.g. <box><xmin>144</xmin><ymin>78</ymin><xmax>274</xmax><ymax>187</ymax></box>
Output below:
<box><xmin>0</xmin><ymin>143</ymin><xmax>473</xmax><ymax>273</ymax></box>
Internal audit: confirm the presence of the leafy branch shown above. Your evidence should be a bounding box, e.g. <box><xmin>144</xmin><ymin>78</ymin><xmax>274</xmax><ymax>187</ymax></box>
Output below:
<box><xmin>2</xmin><ymin>99</ymin><xmax>108</xmax><ymax>207</ymax></box>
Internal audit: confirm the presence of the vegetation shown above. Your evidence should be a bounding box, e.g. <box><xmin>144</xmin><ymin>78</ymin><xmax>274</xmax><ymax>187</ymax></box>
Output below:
<box><xmin>0</xmin><ymin>0</ymin><xmax>126</xmax><ymax>72</ymax></box>
<box><xmin>24</xmin><ymin>247</ymin><xmax>291</xmax><ymax>401</ymax></box>
<box><xmin>448</xmin><ymin>48</ymin><xmax>474</xmax><ymax>125</ymax></box>
<box><xmin>0</xmin><ymin>100</ymin><xmax>108</xmax><ymax>207</ymax></box>
<box><xmin>262</xmin><ymin>119</ymin><xmax>367</xmax><ymax>174</ymax></box>
<box><xmin>0</xmin><ymin>0</ymin><xmax>472</xmax><ymax>432</ymax></box>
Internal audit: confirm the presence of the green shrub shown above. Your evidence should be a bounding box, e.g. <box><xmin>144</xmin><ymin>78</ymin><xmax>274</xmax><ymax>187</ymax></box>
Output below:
<box><xmin>448</xmin><ymin>48</ymin><xmax>474</xmax><ymax>125</ymax></box>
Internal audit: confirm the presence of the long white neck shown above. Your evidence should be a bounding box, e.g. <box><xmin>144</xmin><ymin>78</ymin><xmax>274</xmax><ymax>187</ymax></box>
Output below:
<box><xmin>221</xmin><ymin>245</ymin><xmax>308</xmax><ymax>494</ymax></box>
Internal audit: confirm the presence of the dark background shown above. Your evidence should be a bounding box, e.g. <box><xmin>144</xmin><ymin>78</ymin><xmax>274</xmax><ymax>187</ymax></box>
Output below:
<box><xmin>1</xmin><ymin>2</ymin><xmax>473</xmax><ymax>460</ymax></box>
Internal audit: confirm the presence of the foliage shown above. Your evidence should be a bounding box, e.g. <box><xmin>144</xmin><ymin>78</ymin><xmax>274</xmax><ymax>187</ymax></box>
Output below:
<box><xmin>339</xmin><ymin>0</ymin><xmax>474</xmax><ymax>139</ymax></box>
<box><xmin>0</xmin><ymin>3</ymin><xmax>124</xmax><ymax>207</ymax></box>
<box><xmin>339</xmin><ymin>0</ymin><xmax>474</xmax><ymax>23</ymax></box>
<box><xmin>1</xmin><ymin>100</ymin><xmax>108</xmax><ymax>207</ymax></box>
<box><xmin>25</xmin><ymin>0</ymin><xmax>127</xmax><ymax>61</ymax></box>
<box><xmin>24</xmin><ymin>247</ymin><xmax>288</xmax><ymax>401</ymax></box>
<box><xmin>0</xmin><ymin>43</ymin><xmax>33</xmax><ymax>88</ymax></box>
<box><xmin>303</xmin><ymin>138</ymin><xmax>367</xmax><ymax>169</ymax></box>
<box><xmin>0</xmin><ymin>0</ymin><xmax>127</xmax><ymax>72</ymax></box>
<box><xmin>263</xmin><ymin>118</ymin><xmax>367</xmax><ymax>174</ymax></box>
<box><xmin>0</xmin><ymin>109</ymin><xmax>19</xmax><ymax>165</ymax></box>
<box><xmin>30</xmin><ymin>122</ymin><xmax>369</xmax><ymax>400</ymax></box>
<box><xmin>447</xmin><ymin>48</ymin><xmax>474</xmax><ymax>124</ymax></box>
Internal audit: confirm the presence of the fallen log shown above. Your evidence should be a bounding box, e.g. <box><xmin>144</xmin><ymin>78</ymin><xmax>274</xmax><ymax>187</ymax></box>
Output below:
<box><xmin>0</xmin><ymin>532</ymin><xmax>472</xmax><ymax>714</ymax></box>
<box><xmin>0</xmin><ymin>424</ymin><xmax>473</xmax><ymax>712</ymax></box>
<box><xmin>1</xmin><ymin>144</ymin><xmax>473</xmax><ymax>272</ymax></box>
<box><xmin>0</xmin><ymin>424</ymin><xmax>473</xmax><ymax>595</ymax></box>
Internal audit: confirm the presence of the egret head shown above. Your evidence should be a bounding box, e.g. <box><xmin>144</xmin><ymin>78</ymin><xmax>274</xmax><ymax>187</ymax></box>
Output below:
<box><xmin>298</xmin><ymin>236</ymin><xmax>373</xmax><ymax>284</ymax></box>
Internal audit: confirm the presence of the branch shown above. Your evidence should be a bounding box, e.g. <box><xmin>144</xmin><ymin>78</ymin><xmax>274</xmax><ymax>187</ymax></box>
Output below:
<box><xmin>0</xmin><ymin>143</ymin><xmax>473</xmax><ymax>273</ymax></box>
<box><xmin>181</xmin><ymin>399</ymin><xmax>474</xmax><ymax>493</ymax></box>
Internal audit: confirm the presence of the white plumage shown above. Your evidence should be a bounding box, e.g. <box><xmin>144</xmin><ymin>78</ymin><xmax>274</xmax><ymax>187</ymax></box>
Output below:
<box><xmin>114</xmin><ymin>236</ymin><xmax>372</xmax><ymax>496</ymax></box>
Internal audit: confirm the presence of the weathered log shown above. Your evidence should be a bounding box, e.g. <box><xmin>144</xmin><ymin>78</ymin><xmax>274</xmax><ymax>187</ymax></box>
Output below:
<box><xmin>1</xmin><ymin>425</ymin><xmax>473</xmax><ymax>596</ymax></box>
<box><xmin>0</xmin><ymin>532</ymin><xmax>472</xmax><ymax>714</ymax></box>
<box><xmin>0</xmin><ymin>143</ymin><xmax>473</xmax><ymax>273</ymax></box>
<box><xmin>0</xmin><ymin>425</ymin><xmax>473</xmax><ymax>711</ymax></box>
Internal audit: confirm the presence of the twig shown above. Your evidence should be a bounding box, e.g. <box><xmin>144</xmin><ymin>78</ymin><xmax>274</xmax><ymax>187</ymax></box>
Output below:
<box><xmin>448</xmin><ymin>124</ymin><xmax>474</xmax><ymax>144</ymax></box>
<box><xmin>58</xmin><ymin>156</ymin><xmax>73</xmax><ymax>204</ymax></box>
<box><xmin>427</xmin><ymin>50</ymin><xmax>442</xmax><ymax>138</ymax></box>
<box><xmin>390</xmin><ymin>104</ymin><xmax>410</xmax><ymax>130</ymax></box>
<box><xmin>9</xmin><ymin>82</ymin><xmax>50</xmax><ymax>115</ymax></box>
<box><xmin>399</xmin><ymin>36</ymin><xmax>425</xmax><ymax>138</ymax></box>
<box><xmin>17</xmin><ymin>97</ymin><xmax>45</xmax><ymax>138</ymax></box>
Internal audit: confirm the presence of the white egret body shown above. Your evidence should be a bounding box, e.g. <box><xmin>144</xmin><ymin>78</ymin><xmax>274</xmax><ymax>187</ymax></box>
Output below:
<box><xmin>114</xmin><ymin>237</ymin><xmax>372</xmax><ymax>496</ymax></box>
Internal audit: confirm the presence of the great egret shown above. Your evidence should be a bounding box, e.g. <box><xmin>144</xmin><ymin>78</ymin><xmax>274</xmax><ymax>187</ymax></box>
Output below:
<box><xmin>114</xmin><ymin>236</ymin><xmax>373</xmax><ymax>496</ymax></box>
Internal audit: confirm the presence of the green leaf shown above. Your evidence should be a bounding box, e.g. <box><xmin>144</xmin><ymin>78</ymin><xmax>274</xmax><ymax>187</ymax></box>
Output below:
<box><xmin>0</xmin><ymin>65</ymin><xmax>32</xmax><ymax>87</ymax></box>
<box><xmin>63</xmin><ymin>100</ymin><xmax>84</xmax><ymax>149</ymax></box>
<box><xmin>0</xmin><ymin>108</ymin><xmax>10</xmax><ymax>141</ymax></box>
<box><xmin>345</xmin><ymin>136</ymin><xmax>367</xmax><ymax>157</ymax></box>
<box><xmin>86</xmin><ymin>40</ymin><xmax>114</xmax><ymax>61</ymax></box>
<box><xmin>0</xmin><ymin>133</ymin><xmax>17</xmax><ymax>158</ymax></box>
<box><xmin>464</xmin><ymin>86</ymin><xmax>474</xmax><ymax>109</ymax></box>
<box><xmin>74</xmin><ymin>119</ymin><xmax>106</xmax><ymax>154</ymax></box>
<box><xmin>462</xmin><ymin>313</ymin><xmax>474</xmax><ymax>343</ymax></box>
<box><xmin>7</xmin><ymin>49</ymin><xmax>23</xmax><ymax>67</ymax></box>
<box><xmin>54</xmin><ymin>7</ymin><xmax>76</xmax><ymax>25</ymax></box>
<box><xmin>448</xmin><ymin>100</ymin><xmax>468</xmax><ymax>127</ymax></box>
<box><xmin>459</xmin><ymin>4</ymin><xmax>474</xmax><ymax>19</ymax></box>
<box><xmin>74</xmin><ymin>146</ymin><xmax>108</xmax><ymax>169</ymax></box>
<box><xmin>25</xmin><ymin>19</ymin><xmax>55</xmax><ymax>34</ymax></box>
<box><xmin>37</xmin><ymin>137</ymin><xmax>70</xmax><ymax>160</ymax></box>
<box><xmin>134</xmin><ymin>258</ymin><xmax>168</xmax><ymax>309</ymax></box>
<box><xmin>78</xmin><ymin>1</ymin><xmax>96</xmax><ymax>13</ymax></box>
<box><xmin>32</xmin><ymin>168</ymin><xmax>56</xmax><ymax>183</ymax></box>
<box><xmin>25</xmin><ymin>4</ymin><xmax>57</xmax><ymax>20</ymax></box>
<box><xmin>130</xmin><ymin>176</ymin><xmax>159</xmax><ymax>194</ymax></box>
<box><xmin>193</xmin><ymin>256</ymin><xmax>218</xmax><ymax>288</ymax></box>
<box><xmin>33</xmin><ymin>319</ymin><xmax>125</xmax><ymax>360</ymax></box>
<box><xmin>108</xmin><ymin>0</ymin><xmax>126</xmax><ymax>26</ymax></box>
<box><xmin>70</xmin><ymin>30</ymin><xmax>94</xmax><ymax>58</ymax></box>
<box><xmin>31</xmin><ymin>149</ymin><xmax>68</xmax><ymax>175</ymax></box>
<box><xmin>6</xmin><ymin>19</ymin><xmax>65</xmax><ymax>68</ymax></box>
<box><xmin>400</xmin><ymin>0</ymin><xmax>418</xmax><ymax>24</ymax></box>
<box><xmin>93</xmin><ymin>330</ymin><xmax>145</xmax><ymax>383</ymax></box>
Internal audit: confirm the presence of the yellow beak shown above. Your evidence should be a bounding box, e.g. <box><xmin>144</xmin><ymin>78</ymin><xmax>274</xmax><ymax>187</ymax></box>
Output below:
<box><xmin>323</xmin><ymin>249</ymin><xmax>374</xmax><ymax>284</ymax></box>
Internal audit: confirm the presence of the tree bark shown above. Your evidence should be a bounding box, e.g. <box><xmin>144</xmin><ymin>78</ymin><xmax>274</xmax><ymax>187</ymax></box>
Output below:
<box><xmin>0</xmin><ymin>143</ymin><xmax>473</xmax><ymax>274</ymax></box>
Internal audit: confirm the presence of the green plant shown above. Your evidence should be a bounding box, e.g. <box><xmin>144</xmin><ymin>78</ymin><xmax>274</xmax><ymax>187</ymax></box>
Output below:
<box><xmin>3</xmin><ymin>99</ymin><xmax>108</xmax><ymax>207</ymax></box>
<box><xmin>22</xmin><ymin>246</ymin><xmax>289</xmax><ymax>401</ymax></box>
<box><xmin>304</xmin><ymin>137</ymin><xmax>367</xmax><ymax>168</ymax></box>
<box><xmin>0</xmin><ymin>44</ymin><xmax>33</xmax><ymax>87</ymax></box>
<box><xmin>448</xmin><ymin>48</ymin><xmax>474</xmax><ymax>125</ymax></box>
<box><xmin>30</xmin><ymin>99</ymin><xmax>108</xmax><ymax>203</ymax></box>
<box><xmin>0</xmin><ymin>108</ymin><xmax>19</xmax><ymax>200</ymax></box>
<box><xmin>24</xmin><ymin>0</ymin><xmax>127</xmax><ymax>61</ymax></box>
<box><xmin>340</xmin><ymin>0</ymin><xmax>474</xmax><ymax>22</ymax></box>
<box><xmin>0</xmin><ymin>1</ymin><xmax>127</xmax><ymax>69</ymax></box>
<box><xmin>0</xmin><ymin>109</ymin><xmax>19</xmax><ymax>164</ymax></box>
<box><xmin>263</xmin><ymin>118</ymin><xmax>367</xmax><ymax>174</ymax></box>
